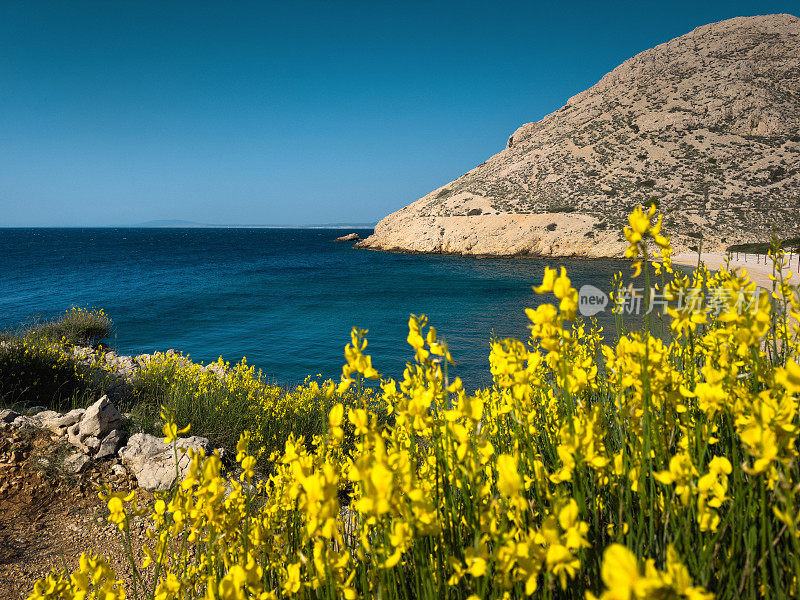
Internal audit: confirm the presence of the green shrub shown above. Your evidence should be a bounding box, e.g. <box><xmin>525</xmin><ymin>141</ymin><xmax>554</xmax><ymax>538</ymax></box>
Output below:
<box><xmin>30</xmin><ymin>307</ymin><xmax>113</xmax><ymax>346</ymax></box>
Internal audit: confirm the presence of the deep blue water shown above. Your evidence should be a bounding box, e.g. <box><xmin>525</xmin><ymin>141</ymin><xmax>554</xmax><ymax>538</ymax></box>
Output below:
<box><xmin>0</xmin><ymin>228</ymin><xmax>629</xmax><ymax>389</ymax></box>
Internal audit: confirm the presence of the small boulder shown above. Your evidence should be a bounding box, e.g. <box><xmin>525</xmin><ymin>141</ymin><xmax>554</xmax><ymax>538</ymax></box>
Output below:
<box><xmin>115</xmin><ymin>355</ymin><xmax>137</xmax><ymax>378</ymax></box>
<box><xmin>63</xmin><ymin>453</ymin><xmax>90</xmax><ymax>474</ymax></box>
<box><xmin>0</xmin><ymin>409</ymin><xmax>19</xmax><ymax>423</ymax></box>
<box><xmin>112</xmin><ymin>464</ymin><xmax>128</xmax><ymax>477</ymax></box>
<box><xmin>120</xmin><ymin>433</ymin><xmax>211</xmax><ymax>491</ymax></box>
<box><xmin>41</xmin><ymin>408</ymin><xmax>86</xmax><ymax>436</ymax></box>
<box><xmin>95</xmin><ymin>430</ymin><xmax>128</xmax><ymax>460</ymax></box>
<box><xmin>78</xmin><ymin>396</ymin><xmax>123</xmax><ymax>440</ymax></box>
<box><xmin>334</xmin><ymin>233</ymin><xmax>360</xmax><ymax>242</ymax></box>
<box><xmin>83</xmin><ymin>436</ymin><xmax>101</xmax><ymax>454</ymax></box>
<box><xmin>67</xmin><ymin>423</ymin><xmax>83</xmax><ymax>449</ymax></box>
<box><xmin>12</xmin><ymin>415</ymin><xmax>39</xmax><ymax>429</ymax></box>
<box><xmin>33</xmin><ymin>410</ymin><xmax>60</xmax><ymax>422</ymax></box>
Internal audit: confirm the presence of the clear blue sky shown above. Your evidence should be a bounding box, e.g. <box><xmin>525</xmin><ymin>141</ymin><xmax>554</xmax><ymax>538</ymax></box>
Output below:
<box><xmin>0</xmin><ymin>1</ymin><xmax>795</xmax><ymax>226</ymax></box>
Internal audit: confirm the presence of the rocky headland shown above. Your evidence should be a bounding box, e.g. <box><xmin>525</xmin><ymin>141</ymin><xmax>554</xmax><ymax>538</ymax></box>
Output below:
<box><xmin>357</xmin><ymin>14</ymin><xmax>800</xmax><ymax>257</ymax></box>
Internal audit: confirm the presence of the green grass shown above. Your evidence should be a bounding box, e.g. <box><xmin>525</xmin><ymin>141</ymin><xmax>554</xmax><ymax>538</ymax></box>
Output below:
<box><xmin>127</xmin><ymin>351</ymin><xmax>386</xmax><ymax>467</ymax></box>
<box><xmin>0</xmin><ymin>307</ymin><xmax>117</xmax><ymax>411</ymax></box>
<box><xmin>0</xmin><ymin>336</ymin><xmax>110</xmax><ymax>411</ymax></box>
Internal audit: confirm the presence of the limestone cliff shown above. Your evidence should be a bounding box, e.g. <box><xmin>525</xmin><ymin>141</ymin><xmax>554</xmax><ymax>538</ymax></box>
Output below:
<box><xmin>357</xmin><ymin>14</ymin><xmax>800</xmax><ymax>257</ymax></box>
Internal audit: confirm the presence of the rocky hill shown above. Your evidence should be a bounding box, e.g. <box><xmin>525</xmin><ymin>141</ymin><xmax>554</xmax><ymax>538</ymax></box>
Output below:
<box><xmin>357</xmin><ymin>14</ymin><xmax>800</xmax><ymax>257</ymax></box>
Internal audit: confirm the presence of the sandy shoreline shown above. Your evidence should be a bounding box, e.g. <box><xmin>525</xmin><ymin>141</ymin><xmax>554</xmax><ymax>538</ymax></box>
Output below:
<box><xmin>670</xmin><ymin>252</ymin><xmax>799</xmax><ymax>290</ymax></box>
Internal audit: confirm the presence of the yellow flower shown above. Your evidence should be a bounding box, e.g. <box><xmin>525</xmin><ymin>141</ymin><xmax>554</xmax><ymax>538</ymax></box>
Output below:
<box><xmin>599</xmin><ymin>544</ymin><xmax>643</xmax><ymax>599</ymax></box>
<box><xmin>496</xmin><ymin>454</ymin><xmax>523</xmax><ymax>498</ymax></box>
<box><xmin>160</xmin><ymin>407</ymin><xmax>191</xmax><ymax>444</ymax></box>
<box><xmin>348</xmin><ymin>407</ymin><xmax>370</xmax><ymax>436</ymax></box>
<box><xmin>533</xmin><ymin>267</ymin><xmax>579</xmax><ymax>319</ymax></box>
<box><xmin>282</xmin><ymin>562</ymin><xmax>302</xmax><ymax>595</ymax></box>
<box><xmin>328</xmin><ymin>403</ymin><xmax>344</xmax><ymax>442</ymax></box>
<box><xmin>775</xmin><ymin>359</ymin><xmax>800</xmax><ymax>394</ymax></box>
<box><xmin>594</xmin><ymin>544</ymin><xmax>713</xmax><ymax>600</ymax></box>
<box><xmin>623</xmin><ymin>204</ymin><xmax>670</xmax><ymax>260</ymax></box>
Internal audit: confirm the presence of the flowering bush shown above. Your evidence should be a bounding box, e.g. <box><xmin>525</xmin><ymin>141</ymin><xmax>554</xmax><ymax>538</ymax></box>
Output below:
<box><xmin>130</xmin><ymin>351</ymin><xmax>381</xmax><ymax>460</ymax></box>
<box><xmin>28</xmin><ymin>207</ymin><xmax>800</xmax><ymax>599</ymax></box>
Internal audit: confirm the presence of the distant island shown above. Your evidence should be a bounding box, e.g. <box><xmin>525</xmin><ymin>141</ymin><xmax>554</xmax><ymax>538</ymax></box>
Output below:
<box><xmin>357</xmin><ymin>14</ymin><xmax>800</xmax><ymax>258</ymax></box>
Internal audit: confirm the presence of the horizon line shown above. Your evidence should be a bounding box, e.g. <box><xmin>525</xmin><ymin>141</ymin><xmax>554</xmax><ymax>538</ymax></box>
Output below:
<box><xmin>0</xmin><ymin>223</ymin><xmax>377</xmax><ymax>229</ymax></box>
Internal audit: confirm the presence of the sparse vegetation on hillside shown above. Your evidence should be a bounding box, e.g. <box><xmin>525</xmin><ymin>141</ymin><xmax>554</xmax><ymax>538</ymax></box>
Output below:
<box><xmin>27</xmin><ymin>307</ymin><xmax>113</xmax><ymax>347</ymax></box>
<box><xmin>360</xmin><ymin>15</ymin><xmax>800</xmax><ymax>257</ymax></box>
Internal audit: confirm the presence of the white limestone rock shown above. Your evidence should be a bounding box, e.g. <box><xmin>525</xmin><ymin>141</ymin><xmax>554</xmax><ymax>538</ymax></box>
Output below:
<box><xmin>11</xmin><ymin>415</ymin><xmax>40</xmax><ymax>429</ymax></box>
<box><xmin>40</xmin><ymin>408</ymin><xmax>86</xmax><ymax>435</ymax></box>
<box><xmin>95</xmin><ymin>429</ymin><xmax>128</xmax><ymax>460</ymax></box>
<box><xmin>0</xmin><ymin>409</ymin><xmax>19</xmax><ymax>423</ymax></box>
<box><xmin>119</xmin><ymin>433</ymin><xmax>211</xmax><ymax>491</ymax></box>
<box><xmin>63</xmin><ymin>453</ymin><xmax>90</xmax><ymax>474</ymax></box>
<box><xmin>78</xmin><ymin>396</ymin><xmax>123</xmax><ymax>440</ymax></box>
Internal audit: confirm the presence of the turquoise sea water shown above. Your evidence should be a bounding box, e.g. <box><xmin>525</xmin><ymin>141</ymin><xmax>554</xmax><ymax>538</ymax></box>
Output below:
<box><xmin>0</xmin><ymin>228</ymin><xmax>630</xmax><ymax>389</ymax></box>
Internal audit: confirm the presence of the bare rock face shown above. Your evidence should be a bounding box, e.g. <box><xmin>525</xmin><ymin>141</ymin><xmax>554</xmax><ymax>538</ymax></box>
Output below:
<box><xmin>61</xmin><ymin>396</ymin><xmax>124</xmax><ymax>454</ymax></box>
<box><xmin>63</xmin><ymin>453</ymin><xmax>91</xmax><ymax>474</ymax></box>
<box><xmin>11</xmin><ymin>415</ymin><xmax>40</xmax><ymax>429</ymax></box>
<box><xmin>358</xmin><ymin>14</ymin><xmax>800</xmax><ymax>257</ymax></box>
<box><xmin>95</xmin><ymin>429</ymin><xmax>128</xmax><ymax>460</ymax></box>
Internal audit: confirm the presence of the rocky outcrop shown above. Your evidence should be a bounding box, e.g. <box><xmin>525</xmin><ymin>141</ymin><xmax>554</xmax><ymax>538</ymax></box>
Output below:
<box><xmin>1</xmin><ymin>396</ymin><xmax>211</xmax><ymax>491</ymax></box>
<box><xmin>40</xmin><ymin>408</ymin><xmax>85</xmax><ymax>436</ymax></box>
<box><xmin>95</xmin><ymin>429</ymin><xmax>128</xmax><ymax>460</ymax></box>
<box><xmin>335</xmin><ymin>233</ymin><xmax>361</xmax><ymax>242</ymax></box>
<box><xmin>63</xmin><ymin>453</ymin><xmax>90</xmax><ymax>474</ymax></box>
<box><xmin>358</xmin><ymin>14</ymin><xmax>800</xmax><ymax>257</ymax></box>
<box><xmin>77</xmin><ymin>396</ymin><xmax>122</xmax><ymax>439</ymax></box>
<box><xmin>69</xmin><ymin>346</ymin><xmax>227</xmax><ymax>390</ymax></box>
<box><xmin>64</xmin><ymin>396</ymin><xmax>123</xmax><ymax>455</ymax></box>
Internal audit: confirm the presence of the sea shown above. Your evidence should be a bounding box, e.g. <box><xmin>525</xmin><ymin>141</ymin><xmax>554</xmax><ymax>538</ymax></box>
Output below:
<box><xmin>0</xmin><ymin>228</ymin><xmax>632</xmax><ymax>389</ymax></box>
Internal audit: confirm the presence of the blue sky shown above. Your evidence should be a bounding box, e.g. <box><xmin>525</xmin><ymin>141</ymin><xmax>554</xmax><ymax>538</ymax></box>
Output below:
<box><xmin>0</xmin><ymin>1</ymin><xmax>795</xmax><ymax>226</ymax></box>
